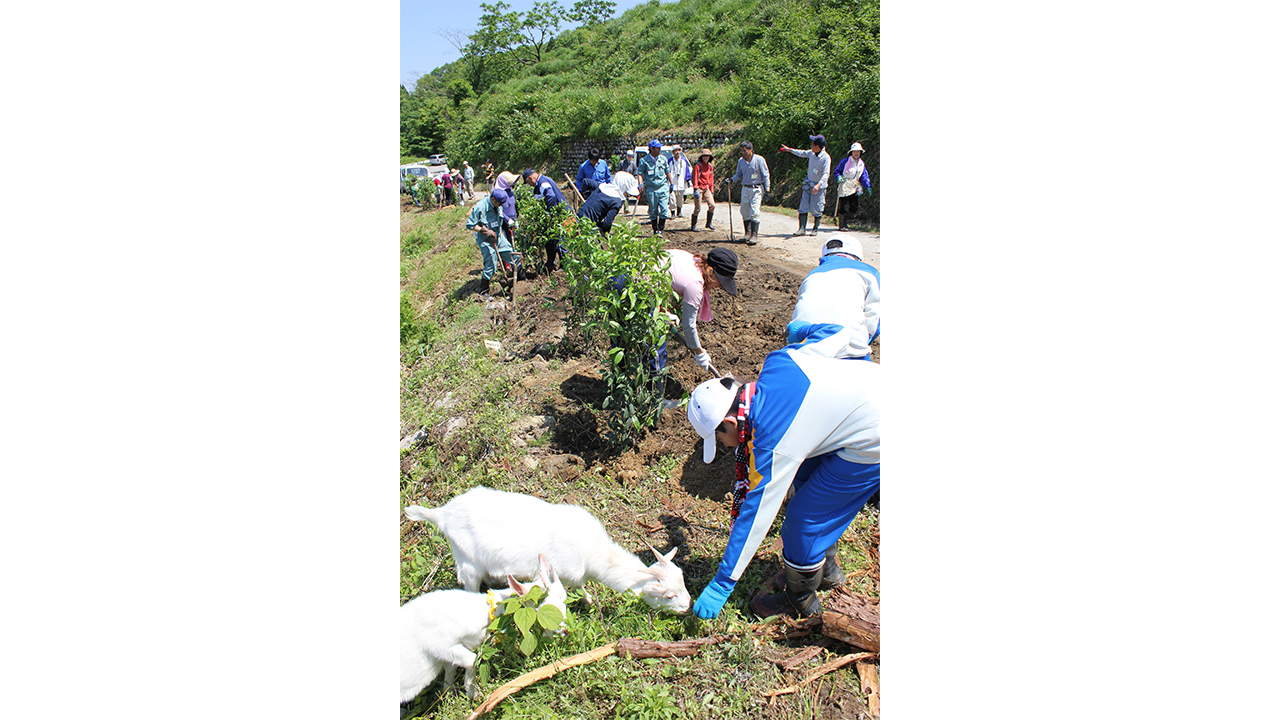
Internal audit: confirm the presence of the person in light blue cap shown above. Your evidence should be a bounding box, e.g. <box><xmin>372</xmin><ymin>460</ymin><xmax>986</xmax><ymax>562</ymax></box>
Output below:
<box><xmin>636</xmin><ymin>139</ymin><xmax>674</xmax><ymax>237</ymax></box>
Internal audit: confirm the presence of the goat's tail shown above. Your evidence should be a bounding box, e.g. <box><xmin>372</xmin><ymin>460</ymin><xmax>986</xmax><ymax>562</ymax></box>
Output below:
<box><xmin>403</xmin><ymin>505</ymin><xmax>439</xmax><ymax>524</ymax></box>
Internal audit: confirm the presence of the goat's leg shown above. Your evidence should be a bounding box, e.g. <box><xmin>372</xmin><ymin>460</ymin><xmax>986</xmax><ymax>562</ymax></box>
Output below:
<box><xmin>441</xmin><ymin>645</ymin><xmax>479</xmax><ymax>699</ymax></box>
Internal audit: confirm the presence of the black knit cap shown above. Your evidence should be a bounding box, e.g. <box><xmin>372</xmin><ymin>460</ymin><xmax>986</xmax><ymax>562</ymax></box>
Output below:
<box><xmin>705</xmin><ymin>247</ymin><xmax>739</xmax><ymax>296</ymax></box>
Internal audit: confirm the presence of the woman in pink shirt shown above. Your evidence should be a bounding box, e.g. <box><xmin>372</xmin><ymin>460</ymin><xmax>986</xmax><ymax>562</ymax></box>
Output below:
<box><xmin>664</xmin><ymin>247</ymin><xmax>738</xmax><ymax>373</ymax></box>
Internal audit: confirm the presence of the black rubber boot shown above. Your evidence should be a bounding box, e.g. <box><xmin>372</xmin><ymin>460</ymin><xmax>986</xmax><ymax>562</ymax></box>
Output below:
<box><xmin>746</xmin><ymin>220</ymin><xmax>758</xmax><ymax>245</ymax></box>
<box><xmin>478</xmin><ymin>277</ymin><xmax>491</xmax><ymax>299</ymax></box>
<box><xmin>771</xmin><ymin>543</ymin><xmax>846</xmax><ymax>591</ymax></box>
<box><xmin>690</xmin><ymin>212</ymin><xmax>700</xmax><ymax>232</ymax></box>
<box><xmin>808</xmin><ymin>215</ymin><xmax>821</xmax><ymax>236</ymax></box>
<box><xmin>705</xmin><ymin>209</ymin><xmax>714</xmax><ymax>229</ymax></box>
<box><xmin>752</xmin><ymin>563</ymin><xmax>823</xmax><ymax>619</ymax></box>
<box><xmin>793</xmin><ymin>213</ymin><xmax>808</xmax><ymax>236</ymax></box>
<box><xmin>820</xmin><ymin>543</ymin><xmax>846</xmax><ymax>588</ymax></box>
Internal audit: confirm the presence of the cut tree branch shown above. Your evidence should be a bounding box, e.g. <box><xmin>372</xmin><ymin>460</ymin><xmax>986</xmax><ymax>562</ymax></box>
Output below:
<box><xmin>761</xmin><ymin>652</ymin><xmax>877</xmax><ymax>698</ymax></box>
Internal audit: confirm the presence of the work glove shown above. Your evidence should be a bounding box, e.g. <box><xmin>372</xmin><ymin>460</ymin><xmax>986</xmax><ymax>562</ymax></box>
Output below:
<box><xmin>692</xmin><ymin>576</ymin><xmax>735</xmax><ymax>619</ymax></box>
<box><xmin>721</xmin><ymin>178</ymin><xmax>730</xmax><ymax>186</ymax></box>
<box><xmin>693</xmin><ymin>350</ymin><xmax>713</xmax><ymax>372</ymax></box>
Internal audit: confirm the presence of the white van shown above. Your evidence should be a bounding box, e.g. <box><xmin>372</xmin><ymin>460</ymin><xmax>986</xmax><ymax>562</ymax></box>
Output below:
<box><xmin>400</xmin><ymin>163</ymin><xmax>451</xmax><ymax>194</ymax></box>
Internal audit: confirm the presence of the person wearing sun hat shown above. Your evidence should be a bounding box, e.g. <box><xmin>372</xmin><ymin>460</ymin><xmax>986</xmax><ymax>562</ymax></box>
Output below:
<box><xmin>833</xmin><ymin>142</ymin><xmax>871</xmax><ymax>230</ymax></box>
<box><xmin>690</xmin><ymin>148</ymin><xmax>716</xmax><ymax>232</ymax></box>
<box><xmin>685</xmin><ymin>327</ymin><xmax>880</xmax><ymax>621</ymax></box>
<box><xmin>785</xmin><ymin>234</ymin><xmax>880</xmax><ymax>360</ymax></box>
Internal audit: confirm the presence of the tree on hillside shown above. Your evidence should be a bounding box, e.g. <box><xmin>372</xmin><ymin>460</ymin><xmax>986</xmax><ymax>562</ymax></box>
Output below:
<box><xmin>568</xmin><ymin>0</ymin><xmax>616</xmax><ymax>26</ymax></box>
<box><xmin>520</xmin><ymin>1</ymin><xmax>565</xmax><ymax>64</ymax></box>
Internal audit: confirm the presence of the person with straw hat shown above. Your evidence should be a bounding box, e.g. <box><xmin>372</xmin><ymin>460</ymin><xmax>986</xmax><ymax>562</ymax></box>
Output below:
<box><xmin>689</xmin><ymin>148</ymin><xmax>716</xmax><ymax>233</ymax></box>
<box><xmin>833</xmin><ymin>142</ymin><xmax>871</xmax><ymax>230</ymax></box>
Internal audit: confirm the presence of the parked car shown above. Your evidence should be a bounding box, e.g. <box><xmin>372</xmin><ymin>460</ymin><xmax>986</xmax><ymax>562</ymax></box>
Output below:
<box><xmin>401</xmin><ymin>162</ymin><xmax>454</xmax><ymax>195</ymax></box>
<box><xmin>400</xmin><ymin>163</ymin><xmax>430</xmax><ymax>194</ymax></box>
<box><xmin>427</xmin><ymin>153</ymin><xmax>448</xmax><ymax>166</ymax></box>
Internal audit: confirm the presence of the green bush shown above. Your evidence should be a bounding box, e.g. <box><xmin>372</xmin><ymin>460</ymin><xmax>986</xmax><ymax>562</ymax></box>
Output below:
<box><xmin>556</xmin><ymin>216</ymin><xmax>675</xmax><ymax>447</ymax></box>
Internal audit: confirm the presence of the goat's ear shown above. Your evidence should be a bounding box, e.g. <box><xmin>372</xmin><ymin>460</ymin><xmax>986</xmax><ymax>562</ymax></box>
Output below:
<box><xmin>537</xmin><ymin>554</ymin><xmax>551</xmax><ymax>587</ymax></box>
<box><xmin>508</xmin><ymin>575</ymin><xmax>528</xmax><ymax>596</ymax></box>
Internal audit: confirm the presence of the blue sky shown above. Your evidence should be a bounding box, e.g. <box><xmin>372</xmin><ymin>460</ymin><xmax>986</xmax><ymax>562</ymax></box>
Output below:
<box><xmin>401</xmin><ymin>0</ymin><xmax>657</xmax><ymax>89</ymax></box>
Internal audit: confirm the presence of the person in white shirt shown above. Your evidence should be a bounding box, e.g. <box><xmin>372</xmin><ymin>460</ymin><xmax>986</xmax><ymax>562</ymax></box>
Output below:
<box><xmin>667</xmin><ymin>145</ymin><xmax>693</xmax><ymax>219</ymax></box>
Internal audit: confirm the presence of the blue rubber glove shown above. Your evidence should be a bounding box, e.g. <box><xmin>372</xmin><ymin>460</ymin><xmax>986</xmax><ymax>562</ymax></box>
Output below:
<box><xmin>692</xmin><ymin>576</ymin><xmax>736</xmax><ymax>619</ymax></box>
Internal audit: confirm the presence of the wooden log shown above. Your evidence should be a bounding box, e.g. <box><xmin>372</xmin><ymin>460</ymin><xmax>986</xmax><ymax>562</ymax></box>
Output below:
<box><xmin>466</xmin><ymin>642</ymin><xmax>617</xmax><ymax>720</ymax></box>
<box><xmin>821</xmin><ymin>587</ymin><xmax>880</xmax><ymax>653</ymax></box>
<box><xmin>856</xmin><ymin>660</ymin><xmax>880</xmax><ymax>717</ymax></box>
<box><xmin>616</xmin><ymin>635</ymin><xmax>732</xmax><ymax>659</ymax></box>
<box><xmin>761</xmin><ymin>652</ymin><xmax>877</xmax><ymax>698</ymax></box>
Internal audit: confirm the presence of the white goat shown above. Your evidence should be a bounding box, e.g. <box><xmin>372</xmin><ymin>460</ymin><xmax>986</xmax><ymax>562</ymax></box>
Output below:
<box><xmin>400</xmin><ymin>554</ymin><xmax>566</xmax><ymax>704</ymax></box>
<box><xmin>404</xmin><ymin>486</ymin><xmax>692</xmax><ymax>613</ymax></box>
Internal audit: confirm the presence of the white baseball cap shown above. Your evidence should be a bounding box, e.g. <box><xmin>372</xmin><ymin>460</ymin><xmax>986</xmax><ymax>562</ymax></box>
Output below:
<box><xmin>821</xmin><ymin>234</ymin><xmax>863</xmax><ymax>261</ymax></box>
<box><xmin>688</xmin><ymin>376</ymin><xmax>742</xmax><ymax>463</ymax></box>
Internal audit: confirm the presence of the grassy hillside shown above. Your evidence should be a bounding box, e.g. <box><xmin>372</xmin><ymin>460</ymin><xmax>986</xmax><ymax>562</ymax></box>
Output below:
<box><xmin>402</xmin><ymin>0</ymin><xmax>879</xmax><ymax>218</ymax></box>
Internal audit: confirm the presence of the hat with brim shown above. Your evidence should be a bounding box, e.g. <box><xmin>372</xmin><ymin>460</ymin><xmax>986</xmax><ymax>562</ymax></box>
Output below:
<box><xmin>822</xmin><ymin>233</ymin><xmax>863</xmax><ymax>261</ymax></box>
<box><xmin>698</xmin><ymin>148</ymin><xmax>712</xmax><ymax>160</ymax></box>
<box><xmin>688</xmin><ymin>376</ymin><xmax>742</xmax><ymax>463</ymax></box>
<box><xmin>705</xmin><ymin>247</ymin><xmax>739</xmax><ymax>296</ymax></box>
<box><xmin>849</xmin><ymin>142</ymin><xmax>864</xmax><ymax>153</ymax></box>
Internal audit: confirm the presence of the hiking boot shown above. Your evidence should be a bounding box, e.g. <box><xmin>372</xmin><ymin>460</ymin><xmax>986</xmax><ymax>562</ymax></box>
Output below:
<box><xmin>752</xmin><ymin>564</ymin><xmax>823</xmax><ymax>619</ymax></box>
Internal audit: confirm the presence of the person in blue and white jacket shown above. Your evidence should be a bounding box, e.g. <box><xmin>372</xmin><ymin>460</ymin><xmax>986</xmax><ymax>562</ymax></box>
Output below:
<box><xmin>686</xmin><ymin>328</ymin><xmax>880</xmax><ymax>620</ymax></box>
<box><xmin>786</xmin><ymin>234</ymin><xmax>881</xmax><ymax>360</ymax></box>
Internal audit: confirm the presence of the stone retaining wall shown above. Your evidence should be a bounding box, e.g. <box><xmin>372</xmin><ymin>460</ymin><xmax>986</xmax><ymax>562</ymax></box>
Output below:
<box><xmin>558</xmin><ymin>131</ymin><xmax>741</xmax><ymax>178</ymax></box>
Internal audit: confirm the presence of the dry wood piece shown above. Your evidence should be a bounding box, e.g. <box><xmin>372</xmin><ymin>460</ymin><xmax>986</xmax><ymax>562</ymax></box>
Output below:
<box><xmin>821</xmin><ymin>587</ymin><xmax>880</xmax><ymax>653</ymax></box>
<box><xmin>561</xmin><ymin>173</ymin><xmax>585</xmax><ymax>209</ymax></box>
<box><xmin>616</xmin><ymin>635</ymin><xmax>732</xmax><ymax>659</ymax></box>
<box><xmin>466</xmin><ymin>634</ymin><xmax>734</xmax><ymax>718</ymax></box>
<box><xmin>856</xmin><ymin>660</ymin><xmax>880</xmax><ymax>717</ymax></box>
<box><xmin>776</xmin><ymin>642</ymin><xmax>829</xmax><ymax>671</ymax></box>
<box><xmin>466</xmin><ymin>642</ymin><xmax>617</xmax><ymax>720</ymax></box>
<box><xmin>761</xmin><ymin>652</ymin><xmax>877</xmax><ymax>698</ymax></box>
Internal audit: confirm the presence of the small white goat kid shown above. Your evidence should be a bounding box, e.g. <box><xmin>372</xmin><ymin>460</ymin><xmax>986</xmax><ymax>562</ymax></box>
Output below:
<box><xmin>404</xmin><ymin>486</ymin><xmax>692</xmax><ymax>613</ymax></box>
<box><xmin>400</xmin><ymin>554</ymin><xmax>566</xmax><ymax>704</ymax></box>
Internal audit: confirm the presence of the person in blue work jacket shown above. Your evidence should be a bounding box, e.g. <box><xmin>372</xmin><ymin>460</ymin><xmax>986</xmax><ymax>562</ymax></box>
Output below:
<box><xmin>685</xmin><ymin>327</ymin><xmax>880</xmax><ymax>619</ymax></box>
<box><xmin>575</xmin><ymin>147</ymin><xmax>612</xmax><ymax>199</ymax></box>
<box><xmin>522</xmin><ymin>168</ymin><xmax>568</xmax><ymax>272</ymax></box>
<box><xmin>786</xmin><ymin>234</ymin><xmax>880</xmax><ymax>360</ymax></box>
<box><xmin>637</xmin><ymin>139</ymin><xmax>674</xmax><ymax>237</ymax></box>
<box><xmin>465</xmin><ymin>189</ymin><xmax>518</xmax><ymax>299</ymax></box>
